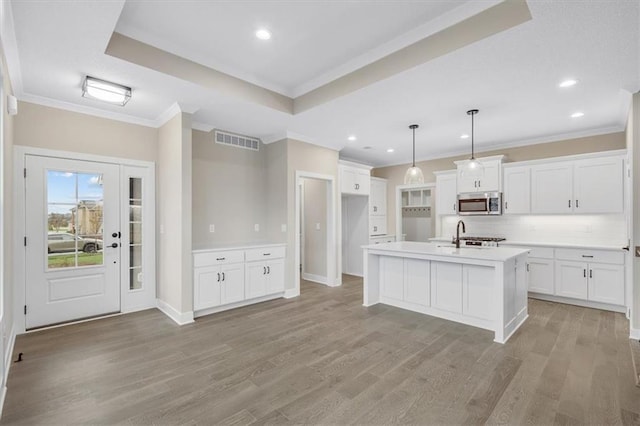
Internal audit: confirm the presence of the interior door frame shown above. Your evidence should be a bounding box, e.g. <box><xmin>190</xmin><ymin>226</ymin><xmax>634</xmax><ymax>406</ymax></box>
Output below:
<box><xmin>294</xmin><ymin>171</ymin><xmax>337</xmax><ymax>296</ymax></box>
<box><xmin>13</xmin><ymin>146</ymin><xmax>156</xmax><ymax>334</ymax></box>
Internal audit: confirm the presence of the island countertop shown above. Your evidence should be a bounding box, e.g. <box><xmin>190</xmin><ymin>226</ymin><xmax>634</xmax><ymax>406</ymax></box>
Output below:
<box><xmin>363</xmin><ymin>241</ymin><xmax>530</xmax><ymax>262</ymax></box>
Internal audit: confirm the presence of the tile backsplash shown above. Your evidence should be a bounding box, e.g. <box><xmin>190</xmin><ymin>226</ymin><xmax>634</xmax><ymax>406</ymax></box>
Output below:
<box><xmin>440</xmin><ymin>214</ymin><xmax>628</xmax><ymax>246</ymax></box>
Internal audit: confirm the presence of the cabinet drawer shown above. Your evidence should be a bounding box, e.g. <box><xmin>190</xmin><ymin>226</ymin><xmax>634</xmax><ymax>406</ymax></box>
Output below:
<box><xmin>245</xmin><ymin>246</ymin><xmax>286</xmax><ymax>262</ymax></box>
<box><xmin>194</xmin><ymin>250</ymin><xmax>244</xmax><ymax>267</ymax></box>
<box><xmin>555</xmin><ymin>248</ymin><xmax>624</xmax><ymax>265</ymax></box>
<box><xmin>370</xmin><ymin>217</ymin><xmax>387</xmax><ymax>236</ymax></box>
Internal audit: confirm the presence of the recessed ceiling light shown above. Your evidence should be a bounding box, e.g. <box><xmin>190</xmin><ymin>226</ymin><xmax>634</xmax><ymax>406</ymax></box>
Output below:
<box><xmin>460</xmin><ymin>134</ymin><xmax>469</xmax><ymax>139</ymax></box>
<box><xmin>559</xmin><ymin>79</ymin><xmax>578</xmax><ymax>88</ymax></box>
<box><xmin>571</xmin><ymin>112</ymin><xmax>584</xmax><ymax>118</ymax></box>
<box><xmin>387</xmin><ymin>148</ymin><xmax>395</xmax><ymax>153</ymax></box>
<box><xmin>347</xmin><ymin>135</ymin><xmax>357</xmax><ymax>141</ymax></box>
<box><xmin>255</xmin><ymin>29</ymin><xmax>271</xmax><ymax>40</ymax></box>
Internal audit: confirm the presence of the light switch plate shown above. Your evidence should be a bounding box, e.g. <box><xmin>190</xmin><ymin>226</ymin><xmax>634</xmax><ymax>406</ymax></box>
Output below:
<box><xmin>281</xmin><ymin>224</ymin><xmax>287</xmax><ymax>232</ymax></box>
<box><xmin>316</xmin><ymin>223</ymin><xmax>321</xmax><ymax>230</ymax></box>
<box><xmin>209</xmin><ymin>224</ymin><xmax>215</xmax><ymax>233</ymax></box>
<box><xmin>254</xmin><ymin>224</ymin><xmax>260</xmax><ymax>232</ymax></box>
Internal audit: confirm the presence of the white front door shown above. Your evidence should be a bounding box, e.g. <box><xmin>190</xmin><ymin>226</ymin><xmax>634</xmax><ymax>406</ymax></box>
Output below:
<box><xmin>25</xmin><ymin>155</ymin><xmax>121</xmax><ymax>329</ymax></box>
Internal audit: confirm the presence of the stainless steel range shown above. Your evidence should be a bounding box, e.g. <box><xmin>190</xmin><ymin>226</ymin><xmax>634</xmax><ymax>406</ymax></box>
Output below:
<box><xmin>458</xmin><ymin>236</ymin><xmax>506</xmax><ymax>247</ymax></box>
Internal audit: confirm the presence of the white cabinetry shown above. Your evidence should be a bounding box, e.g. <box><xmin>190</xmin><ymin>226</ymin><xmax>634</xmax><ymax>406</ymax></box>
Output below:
<box><xmin>462</xmin><ymin>265</ymin><xmax>494</xmax><ymax>321</ymax></box>
<box><xmin>530</xmin><ymin>155</ymin><xmax>624</xmax><ymax>214</ymax></box>
<box><xmin>503</xmin><ymin>165</ymin><xmax>531</xmax><ymax>214</ymax></box>
<box><xmin>435</xmin><ymin>171</ymin><xmax>457</xmax><ymax>216</ymax></box>
<box><xmin>369</xmin><ymin>178</ymin><xmax>387</xmax><ymax>216</ymax></box>
<box><xmin>193</xmin><ymin>244</ymin><xmax>286</xmax><ymax>315</ymax></box>
<box><xmin>430</xmin><ymin>261</ymin><xmax>462</xmax><ymax>313</ymax></box>
<box><xmin>340</xmin><ymin>164</ymin><xmax>371</xmax><ymax>195</ymax></box>
<box><xmin>379</xmin><ymin>256</ymin><xmax>430</xmax><ymax>307</ymax></box>
<box><xmin>455</xmin><ymin>156</ymin><xmax>504</xmax><ymax>193</ymax></box>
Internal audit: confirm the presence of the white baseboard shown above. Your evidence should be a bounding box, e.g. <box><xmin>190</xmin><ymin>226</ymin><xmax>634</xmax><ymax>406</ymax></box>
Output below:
<box><xmin>1</xmin><ymin>323</ymin><xmax>16</xmax><ymax>419</ymax></box>
<box><xmin>302</xmin><ymin>272</ymin><xmax>329</xmax><ymax>286</ymax></box>
<box><xmin>156</xmin><ymin>299</ymin><xmax>194</xmax><ymax>325</ymax></box>
<box><xmin>284</xmin><ymin>288</ymin><xmax>299</xmax><ymax>299</ymax></box>
<box><xmin>194</xmin><ymin>293</ymin><xmax>284</xmax><ymax>318</ymax></box>
<box><xmin>631</xmin><ymin>327</ymin><xmax>640</xmax><ymax>340</ymax></box>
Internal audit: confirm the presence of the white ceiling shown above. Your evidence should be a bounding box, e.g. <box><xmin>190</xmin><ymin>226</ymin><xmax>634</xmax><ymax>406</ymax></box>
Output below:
<box><xmin>4</xmin><ymin>0</ymin><xmax>639</xmax><ymax>167</ymax></box>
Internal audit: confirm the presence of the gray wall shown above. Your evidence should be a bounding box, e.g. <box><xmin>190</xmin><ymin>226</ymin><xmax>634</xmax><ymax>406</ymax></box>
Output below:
<box><xmin>302</xmin><ymin>178</ymin><xmax>327</xmax><ymax>279</ymax></box>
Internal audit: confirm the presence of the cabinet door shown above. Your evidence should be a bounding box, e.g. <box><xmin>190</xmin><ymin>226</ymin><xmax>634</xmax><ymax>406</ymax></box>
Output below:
<box><xmin>527</xmin><ymin>258</ymin><xmax>554</xmax><ymax>294</ymax></box>
<box><xmin>436</xmin><ymin>173</ymin><xmax>457</xmax><ymax>215</ymax></box>
<box><xmin>477</xmin><ymin>162</ymin><xmax>500</xmax><ymax>192</ymax></box>
<box><xmin>221</xmin><ymin>263</ymin><xmax>245</xmax><ymax>304</ymax></box>
<box><xmin>194</xmin><ymin>266</ymin><xmax>221</xmax><ymax>310</ymax></box>
<box><xmin>340</xmin><ymin>167</ymin><xmax>357</xmax><ymax>194</ymax></box>
<box><xmin>503</xmin><ymin>166</ymin><xmax>531</xmax><ymax>214</ymax></box>
<box><xmin>531</xmin><ymin>162</ymin><xmax>573</xmax><ymax>213</ymax></box>
<box><xmin>370</xmin><ymin>179</ymin><xmax>386</xmax><ymax>216</ymax></box>
<box><xmin>266</xmin><ymin>259</ymin><xmax>285</xmax><ymax>294</ymax></box>
<box><xmin>574</xmin><ymin>157</ymin><xmax>624</xmax><ymax>214</ymax></box>
<box><xmin>588</xmin><ymin>263</ymin><xmax>624</xmax><ymax>305</ymax></box>
<box><xmin>462</xmin><ymin>265</ymin><xmax>494</xmax><ymax>320</ymax></box>
<box><xmin>380</xmin><ymin>256</ymin><xmax>404</xmax><ymax>301</ymax></box>
<box><xmin>370</xmin><ymin>216</ymin><xmax>386</xmax><ymax>236</ymax></box>
<box><xmin>456</xmin><ymin>168</ymin><xmax>478</xmax><ymax>193</ymax></box>
<box><xmin>430</xmin><ymin>262</ymin><xmax>463</xmax><ymax>313</ymax></box>
<box><xmin>404</xmin><ymin>259</ymin><xmax>430</xmax><ymax>306</ymax></box>
<box><xmin>355</xmin><ymin>170</ymin><xmax>371</xmax><ymax>195</ymax></box>
<box><xmin>555</xmin><ymin>260</ymin><xmax>588</xmax><ymax>299</ymax></box>
<box><xmin>245</xmin><ymin>262</ymin><xmax>267</xmax><ymax>299</ymax></box>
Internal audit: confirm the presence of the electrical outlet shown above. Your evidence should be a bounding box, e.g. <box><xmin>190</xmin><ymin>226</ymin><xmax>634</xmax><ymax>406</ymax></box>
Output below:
<box><xmin>209</xmin><ymin>224</ymin><xmax>215</xmax><ymax>233</ymax></box>
<box><xmin>254</xmin><ymin>224</ymin><xmax>260</xmax><ymax>232</ymax></box>
<box><xmin>315</xmin><ymin>223</ymin><xmax>321</xmax><ymax>231</ymax></box>
<box><xmin>281</xmin><ymin>224</ymin><xmax>287</xmax><ymax>232</ymax></box>
<box><xmin>160</xmin><ymin>224</ymin><xmax>165</xmax><ymax>234</ymax></box>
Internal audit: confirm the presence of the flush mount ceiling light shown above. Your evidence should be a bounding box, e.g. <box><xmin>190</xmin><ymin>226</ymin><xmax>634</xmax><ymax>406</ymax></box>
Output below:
<box><xmin>255</xmin><ymin>29</ymin><xmax>271</xmax><ymax>40</ymax></box>
<box><xmin>571</xmin><ymin>111</ymin><xmax>585</xmax><ymax>118</ymax></box>
<box><xmin>387</xmin><ymin>148</ymin><xmax>395</xmax><ymax>153</ymax></box>
<box><xmin>403</xmin><ymin>124</ymin><xmax>425</xmax><ymax>185</ymax></box>
<box><xmin>82</xmin><ymin>76</ymin><xmax>131</xmax><ymax>106</ymax></box>
<box><xmin>347</xmin><ymin>135</ymin><xmax>357</xmax><ymax>141</ymax></box>
<box><xmin>559</xmin><ymin>79</ymin><xmax>578</xmax><ymax>88</ymax></box>
<box><xmin>461</xmin><ymin>109</ymin><xmax>484</xmax><ymax>180</ymax></box>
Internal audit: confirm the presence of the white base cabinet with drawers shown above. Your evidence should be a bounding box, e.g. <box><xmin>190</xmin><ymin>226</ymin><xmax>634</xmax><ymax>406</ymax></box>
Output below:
<box><xmin>193</xmin><ymin>244</ymin><xmax>286</xmax><ymax>317</ymax></box>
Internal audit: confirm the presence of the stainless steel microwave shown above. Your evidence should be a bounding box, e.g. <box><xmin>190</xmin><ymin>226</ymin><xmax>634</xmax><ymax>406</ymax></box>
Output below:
<box><xmin>457</xmin><ymin>192</ymin><xmax>502</xmax><ymax>215</ymax></box>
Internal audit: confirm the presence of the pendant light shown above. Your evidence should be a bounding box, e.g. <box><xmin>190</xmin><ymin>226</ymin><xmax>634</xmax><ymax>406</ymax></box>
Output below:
<box><xmin>404</xmin><ymin>124</ymin><xmax>425</xmax><ymax>184</ymax></box>
<box><xmin>461</xmin><ymin>109</ymin><xmax>484</xmax><ymax>179</ymax></box>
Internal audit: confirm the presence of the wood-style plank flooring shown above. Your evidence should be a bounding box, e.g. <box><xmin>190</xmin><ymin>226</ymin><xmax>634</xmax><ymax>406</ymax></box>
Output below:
<box><xmin>3</xmin><ymin>275</ymin><xmax>640</xmax><ymax>425</ymax></box>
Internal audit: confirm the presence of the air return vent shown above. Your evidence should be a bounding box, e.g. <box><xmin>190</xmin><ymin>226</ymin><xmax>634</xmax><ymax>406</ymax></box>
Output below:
<box><xmin>214</xmin><ymin>130</ymin><xmax>260</xmax><ymax>151</ymax></box>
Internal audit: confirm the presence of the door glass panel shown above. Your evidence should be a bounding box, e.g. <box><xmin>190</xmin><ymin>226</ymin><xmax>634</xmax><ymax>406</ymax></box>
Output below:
<box><xmin>47</xmin><ymin>170</ymin><xmax>104</xmax><ymax>269</ymax></box>
<box><xmin>129</xmin><ymin>177</ymin><xmax>143</xmax><ymax>290</ymax></box>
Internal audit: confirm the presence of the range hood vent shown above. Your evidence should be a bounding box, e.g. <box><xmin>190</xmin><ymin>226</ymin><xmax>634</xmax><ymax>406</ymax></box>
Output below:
<box><xmin>214</xmin><ymin>130</ymin><xmax>260</xmax><ymax>151</ymax></box>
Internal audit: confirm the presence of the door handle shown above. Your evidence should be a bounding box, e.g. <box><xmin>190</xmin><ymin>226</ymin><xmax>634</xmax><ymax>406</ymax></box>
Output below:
<box><xmin>111</xmin><ymin>232</ymin><xmax>121</xmax><ymax>238</ymax></box>
<box><xmin>109</xmin><ymin>242</ymin><xmax>119</xmax><ymax>248</ymax></box>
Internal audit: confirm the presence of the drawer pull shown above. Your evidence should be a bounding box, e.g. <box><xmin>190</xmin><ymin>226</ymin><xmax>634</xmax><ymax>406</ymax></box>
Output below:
<box><xmin>216</xmin><ymin>257</ymin><xmax>226</xmax><ymax>261</ymax></box>
<box><xmin>263</xmin><ymin>253</ymin><xmax>271</xmax><ymax>256</ymax></box>
<box><xmin>581</xmin><ymin>255</ymin><xmax>594</xmax><ymax>258</ymax></box>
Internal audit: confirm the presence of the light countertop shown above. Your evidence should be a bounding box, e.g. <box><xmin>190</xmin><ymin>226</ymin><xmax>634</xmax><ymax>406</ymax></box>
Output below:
<box><xmin>428</xmin><ymin>237</ymin><xmax>627</xmax><ymax>252</ymax></box>
<box><xmin>363</xmin><ymin>241</ymin><xmax>529</xmax><ymax>262</ymax></box>
<box><xmin>193</xmin><ymin>242</ymin><xmax>286</xmax><ymax>254</ymax></box>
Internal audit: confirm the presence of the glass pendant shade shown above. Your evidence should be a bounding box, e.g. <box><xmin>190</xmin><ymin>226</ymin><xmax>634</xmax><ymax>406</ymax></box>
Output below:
<box><xmin>404</xmin><ymin>166</ymin><xmax>425</xmax><ymax>184</ymax></box>
<box><xmin>403</xmin><ymin>124</ymin><xmax>424</xmax><ymax>184</ymax></box>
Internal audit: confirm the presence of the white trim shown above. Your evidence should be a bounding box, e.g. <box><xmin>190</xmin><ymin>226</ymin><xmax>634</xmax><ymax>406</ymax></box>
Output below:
<box><xmin>261</xmin><ymin>131</ymin><xmax>320</xmax><ymax>146</ymax></box>
<box><xmin>338</xmin><ymin>159</ymin><xmax>373</xmax><ymax>170</ymax></box>
<box><xmin>302</xmin><ymin>272</ymin><xmax>329</xmax><ymax>286</ymax></box>
<box><xmin>156</xmin><ymin>299</ymin><xmax>194</xmax><ymax>325</ymax></box>
<box><xmin>194</xmin><ymin>293</ymin><xmax>284</xmax><ymax>318</ymax></box>
<box><xmin>528</xmin><ymin>293</ymin><xmax>627</xmax><ymax>313</ymax></box>
<box><xmin>501</xmin><ymin>149</ymin><xmax>627</xmax><ymax>168</ymax></box>
<box><xmin>0</xmin><ymin>0</ymin><xmax>23</xmax><ymax>96</ymax></box>
<box><xmin>284</xmin><ymin>288</ymin><xmax>299</xmax><ymax>298</ymax></box>
<box><xmin>13</xmin><ymin>146</ymin><xmax>155</xmax><ymax>169</ymax></box>
<box><xmin>155</xmin><ymin>102</ymin><xmax>183</xmax><ymax>128</ymax></box>
<box><xmin>295</xmin><ymin>171</ymin><xmax>337</xmax><ymax>298</ymax></box>
<box><xmin>630</xmin><ymin>328</ymin><xmax>640</xmax><ymax>340</ymax></box>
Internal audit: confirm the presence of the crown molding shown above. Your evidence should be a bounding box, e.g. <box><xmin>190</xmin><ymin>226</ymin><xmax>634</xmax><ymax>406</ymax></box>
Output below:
<box><xmin>192</xmin><ymin>121</ymin><xmax>214</xmax><ymax>132</ymax></box>
<box><xmin>1</xmin><ymin>0</ymin><xmax>24</xmax><ymax>96</ymax></box>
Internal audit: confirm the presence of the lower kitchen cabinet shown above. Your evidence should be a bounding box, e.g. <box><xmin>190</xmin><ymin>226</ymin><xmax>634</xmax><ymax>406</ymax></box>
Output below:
<box><xmin>462</xmin><ymin>265</ymin><xmax>494</xmax><ymax>321</ymax></box>
<box><xmin>527</xmin><ymin>258</ymin><xmax>554</xmax><ymax>295</ymax></box>
<box><xmin>379</xmin><ymin>256</ymin><xmax>430</xmax><ymax>306</ymax></box>
<box><xmin>588</xmin><ymin>263</ymin><xmax>624</xmax><ymax>305</ymax></box>
<box><xmin>193</xmin><ymin>244</ymin><xmax>286</xmax><ymax>314</ymax></box>
<box><xmin>555</xmin><ymin>260</ymin><xmax>589</xmax><ymax>299</ymax></box>
<box><xmin>430</xmin><ymin>262</ymin><xmax>462</xmax><ymax>314</ymax></box>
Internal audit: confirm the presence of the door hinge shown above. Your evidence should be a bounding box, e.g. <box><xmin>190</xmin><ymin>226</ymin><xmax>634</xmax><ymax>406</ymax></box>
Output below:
<box><xmin>24</xmin><ymin>236</ymin><xmax>27</xmax><ymax>247</ymax></box>
<box><xmin>24</xmin><ymin>305</ymin><xmax>27</xmax><ymax>315</ymax></box>
<box><xmin>23</xmin><ymin>168</ymin><xmax>26</xmax><ymax>178</ymax></box>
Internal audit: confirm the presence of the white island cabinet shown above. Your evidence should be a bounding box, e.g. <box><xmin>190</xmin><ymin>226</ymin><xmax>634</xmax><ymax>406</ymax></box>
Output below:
<box><xmin>363</xmin><ymin>242</ymin><xmax>529</xmax><ymax>344</ymax></box>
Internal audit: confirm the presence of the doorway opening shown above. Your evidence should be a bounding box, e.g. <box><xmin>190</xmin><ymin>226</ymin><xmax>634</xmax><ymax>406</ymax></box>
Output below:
<box><xmin>294</xmin><ymin>171</ymin><xmax>337</xmax><ymax>295</ymax></box>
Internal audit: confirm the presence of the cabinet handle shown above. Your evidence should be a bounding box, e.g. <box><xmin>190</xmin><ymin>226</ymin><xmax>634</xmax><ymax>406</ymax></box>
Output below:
<box><xmin>589</xmin><ymin>269</ymin><xmax>592</xmax><ymax>279</ymax></box>
<box><xmin>505</xmin><ymin>201</ymin><xmax>508</xmax><ymax>210</ymax></box>
<box><xmin>474</xmin><ymin>180</ymin><xmax>477</xmax><ymax>188</ymax></box>
<box><xmin>263</xmin><ymin>266</ymin><xmax>266</xmax><ymax>275</ymax></box>
<box><xmin>576</xmin><ymin>200</ymin><xmax>579</xmax><ymax>208</ymax></box>
<box><xmin>217</xmin><ymin>272</ymin><xmax>220</xmax><ymax>282</ymax></box>
<box><xmin>478</xmin><ymin>180</ymin><xmax>481</xmax><ymax>187</ymax></box>
<box><xmin>373</xmin><ymin>206</ymin><xmax>377</xmax><ymax>212</ymax></box>
<box><xmin>583</xmin><ymin>269</ymin><xmax>586</xmax><ymax>278</ymax></box>
<box><xmin>568</xmin><ymin>200</ymin><xmax>571</xmax><ymax>208</ymax></box>
<box><xmin>267</xmin><ymin>266</ymin><xmax>270</xmax><ymax>274</ymax></box>
<box><xmin>526</xmin><ymin>263</ymin><xmax>529</xmax><ymax>272</ymax></box>
<box><xmin>453</xmin><ymin>203</ymin><xmax>456</xmax><ymax>212</ymax></box>
<box><xmin>263</xmin><ymin>253</ymin><xmax>271</xmax><ymax>256</ymax></box>
<box><xmin>373</xmin><ymin>226</ymin><xmax>377</xmax><ymax>232</ymax></box>
<box><xmin>216</xmin><ymin>257</ymin><xmax>225</xmax><ymax>261</ymax></box>
<box><xmin>222</xmin><ymin>272</ymin><xmax>225</xmax><ymax>281</ymax></box>
<box><xmin>581</xmin><ymin>255</ymin><xmax>594</xmax><ymax>258</ymax></box>
<box><xmin>355</xmin><ymin>183</ymin><xmax>359</xmax><ymax>190</ymax></box>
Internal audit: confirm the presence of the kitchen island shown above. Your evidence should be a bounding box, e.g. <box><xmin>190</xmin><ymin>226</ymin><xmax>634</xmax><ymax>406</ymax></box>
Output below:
<box><xmin>363</xmin><ymin>242</ymin><xmax>530</xmax><ymax>343</ymax></box>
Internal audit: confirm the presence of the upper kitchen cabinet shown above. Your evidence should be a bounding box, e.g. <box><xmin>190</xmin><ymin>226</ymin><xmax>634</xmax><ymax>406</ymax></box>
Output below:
<box><xmin>434</xmin><ymin>170</ymin><xmax>457</xmax><ymax>216</ymax></box>
<box><xmin>531</xmin><ymin>152</ymin><xmax>625</xmax><ymax>214</ymax></box>
<box><xmin>503</xmin><ymin>165</ymin><xmax>531</xmax><ymax>214</ymax></box>
<box><xmin>369</xmin><ymin>177</ymin><xmax>387</xmax><ymax>216</ymax></box>
<box><xmin>454</xmin><ymin>155</ymin><xmax>505</xmax><ymax>193</ymax></box>
<box><xmin>339</xmin><ymin>161</ymin><xmax>371</xmax><ymax>196</ymax></box>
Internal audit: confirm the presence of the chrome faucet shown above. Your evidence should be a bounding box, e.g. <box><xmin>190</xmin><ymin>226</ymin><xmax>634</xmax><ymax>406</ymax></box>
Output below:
<box><xmin>454</xmin><ymin>220</ymin><xmax>466</xmax><ymax>249</ymax></box>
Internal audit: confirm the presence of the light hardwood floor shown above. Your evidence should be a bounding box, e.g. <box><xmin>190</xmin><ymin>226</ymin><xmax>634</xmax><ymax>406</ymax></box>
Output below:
<box><xmin>2</xmin><ymin>275</ymin><xmax>640</xmax><ymax>425</ymax></box>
